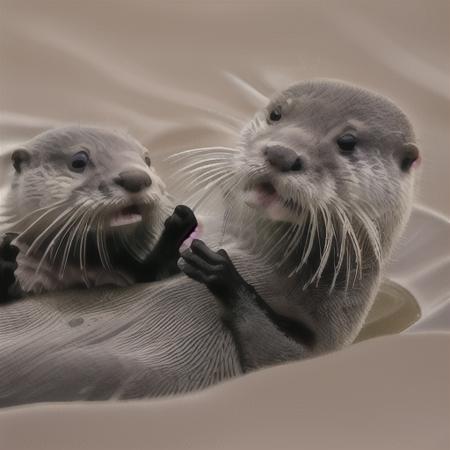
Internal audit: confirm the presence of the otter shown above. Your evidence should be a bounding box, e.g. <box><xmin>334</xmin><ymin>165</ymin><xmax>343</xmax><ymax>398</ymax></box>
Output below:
<box><xmin>178</xmin><ymin>79</ymin><xmax>420</xmax><ymax>369</ymax></box>
<box><xmin>0</xmin><ymin>126</ymin><xmax>196</xmax><ymax>301</ymax></box>
<box><xmin>0</xmin><ymin>80</ymin><xmax>420</xmax><ymax>406</ymax></box>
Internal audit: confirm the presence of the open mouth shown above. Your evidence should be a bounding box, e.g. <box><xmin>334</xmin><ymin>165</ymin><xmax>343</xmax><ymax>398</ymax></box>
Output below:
<box><xmin>254</xmin><ymin>181</ymin><xmax>280</xmax><ymax>208</ymax></box>
<box><xmin>244</xmin><ymin>179</ymin><xmax>280</xmax><ymax>208</ymax></box>
<box><xmin>243</xmin><ymin>178</ymin><xmax>301</xmax><ymax>221</ymax></box>
<box><xmin>110</xmin><ymin>204</ymin><xmax>144</xmax><ymax>227</ymax></box>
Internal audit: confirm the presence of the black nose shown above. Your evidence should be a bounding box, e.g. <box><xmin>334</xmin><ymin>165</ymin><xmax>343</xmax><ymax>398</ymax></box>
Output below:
<box><xmin>263</xmin><ymin>145</ymin><xmax>303</xmax><ymax>172</ymax></box>
<box><xmin>114</xmin><ymin>170</ymin><xmax>152</xmax><ymax>193</ymax></box>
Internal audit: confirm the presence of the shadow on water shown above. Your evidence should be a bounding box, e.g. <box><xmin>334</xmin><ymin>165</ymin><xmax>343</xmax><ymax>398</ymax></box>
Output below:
<box><xmin>355</xmin><ymin>279</ymin><xmax>421</xmax><ymax>343</ymax></box>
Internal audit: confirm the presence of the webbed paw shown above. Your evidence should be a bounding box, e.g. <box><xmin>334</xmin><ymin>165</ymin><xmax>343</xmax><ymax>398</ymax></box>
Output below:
<box><xmin>164</xmin><ymin>205</ymin><xmax>198</xmax><ymax>249</ymax></box>
<box><xmin>0</xmin><ymin>233</ymin><xmax>19</xmax><ymax>302</ymax></box>
<box><xmin>180</xmin><ymin>239</ymin><xmax>245</xmax><ymax>305</ymax></box>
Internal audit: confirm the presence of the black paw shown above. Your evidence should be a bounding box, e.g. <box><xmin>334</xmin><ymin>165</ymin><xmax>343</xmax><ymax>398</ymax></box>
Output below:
<box><xmin>0</xmin><ymin>233</ymin><xmax>19</xmax><ymax>302</ymax></box>
<box><xmin>180</xmin><ymin>239</ymin><xmax>246</xmax><ymax>305</ymax></box>
<box><xmin>164</xmin><ymin>205</ymin><xmax>198</xmax><ymax>248</ymax></box>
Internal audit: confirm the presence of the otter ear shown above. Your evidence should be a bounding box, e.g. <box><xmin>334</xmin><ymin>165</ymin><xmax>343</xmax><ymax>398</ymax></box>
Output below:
<box><xmin>11</xmin><ymin>149</ymin><xmax>31</xmax><ymax>173</ymax></box>
<box><xmin>398</xmin><ymin>143</ymin><xmax>420</xmax><ymax>172</ymax></box>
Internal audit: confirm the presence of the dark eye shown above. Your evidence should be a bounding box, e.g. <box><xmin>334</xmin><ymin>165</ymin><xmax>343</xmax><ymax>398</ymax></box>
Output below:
<box><xmin>145</xmin><ymin>155</ymin><xmax>151</xmax><ymax>167</ymax></box>
<box><xmin>70</xmin><ymin>151</ymin><xmax>90</xmax><ymax>172</ymax></box>
<box><xmin>337</xmin><ymin>134</ymin><xmax>357</xmax><ymax>153</ymax></box>
<box><xmin>269</xmin><ymin>107</ymin><xmax>282</xmax><ymax>122</ymax></box>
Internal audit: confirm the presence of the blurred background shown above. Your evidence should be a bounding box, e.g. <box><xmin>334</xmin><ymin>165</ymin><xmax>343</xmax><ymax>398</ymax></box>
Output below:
<box><xmin>1</xmin><ymin>0</ymin><xmax>449</xmax><ymax>216</ymax></box>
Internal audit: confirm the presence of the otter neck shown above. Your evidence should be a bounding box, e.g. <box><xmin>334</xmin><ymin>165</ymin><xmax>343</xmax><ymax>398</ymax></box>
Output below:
<box><xmin>225</xmin><ymin>204</ymin><xmax>384</xmax><ymax>291</ymax></box>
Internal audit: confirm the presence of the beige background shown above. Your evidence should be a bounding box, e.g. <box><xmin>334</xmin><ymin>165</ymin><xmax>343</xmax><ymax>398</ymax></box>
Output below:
<box><xmin>0</xmin><ymin>1</ymin><xmax>449</xmax><ymax>449</ymax></box>
<box><xmin>0</xmin><ymin>0</ymin><xmax>449</xmax><ymax>216</ymax></box>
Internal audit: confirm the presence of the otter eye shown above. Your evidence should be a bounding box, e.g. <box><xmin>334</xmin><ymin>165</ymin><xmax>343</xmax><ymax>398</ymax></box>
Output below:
<box><xmin>269</xmin><ymin>107</ymin><xmax>282</xmax><ymax>122</ymax></box>
<box><xmin>70</xmin><ymin>151</ymin><xmax>89</xmax><ymax>173</ymax></box>
<box><xmin>145</xmin><ymin>156</ymin><xmax>151</xmax><ymax>167</ymax></box>
<box><xmin>337</xmin><ymin>134</ymin><xmax>357</xmax><ymax>153</ymax></box>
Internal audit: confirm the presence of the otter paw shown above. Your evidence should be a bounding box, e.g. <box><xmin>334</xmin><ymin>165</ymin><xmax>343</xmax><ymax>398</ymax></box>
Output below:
<box><xmin>180</xmin><ymin>239</ymin><xmax>245</xmax><ymax>305</ymax></box>
<box><xmin>0</xmin><ymin>233</ymin><xmax>19</xmax><ymax>301</ymax></box>
<box><xmin>164</xmin><ymin>205</ymin><xmax>198</xmax><ymax>246</ymax></box>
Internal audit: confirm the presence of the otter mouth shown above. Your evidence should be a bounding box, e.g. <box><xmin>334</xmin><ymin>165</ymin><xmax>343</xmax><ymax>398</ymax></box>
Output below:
<box><xmin>244</xmin><ymin>178</ymin><xmax>281</xmax><ymax>207</ymax></box>
<box><xmin>252</xmin><ymin>181</ymin><xmax>279</xmax><ymax>206</ymax></box>
<box><xmin>243</xmin><ymin>178</ymin><xmax>301</xmax><ymax>221</ymax></box>
<box><xmin>110</xmin><ymin>204</ymin><xmax>145</xmax><ymax>227</ymax></box>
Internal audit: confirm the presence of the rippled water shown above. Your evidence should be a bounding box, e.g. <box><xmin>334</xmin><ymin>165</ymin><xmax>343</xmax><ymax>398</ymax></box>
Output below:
<box><xmin>356</xmin><ymin>281</ymin><xmax>421</xmax><ymax>342</ymax></box>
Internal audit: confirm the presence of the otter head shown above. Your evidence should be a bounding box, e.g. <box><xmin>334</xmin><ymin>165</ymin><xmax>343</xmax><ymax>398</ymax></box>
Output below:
<box><xmin>229</xmin><ymin>80</ymin><xmax>420</xmax><ymax>282</ymax></box>
<box><xmin>177</xmin><ymin>80</ymin><xmax>420</xmax><ymax>288</ymax></box>
<box><xmin>237</xmin><ymin>79</ymin><xmax>419</xmax><ymax>223</ymax></box>
<box><xmin>2</xmin><ymin>126</ymin><xmax>171</xmax><ymax>264</ymax></box>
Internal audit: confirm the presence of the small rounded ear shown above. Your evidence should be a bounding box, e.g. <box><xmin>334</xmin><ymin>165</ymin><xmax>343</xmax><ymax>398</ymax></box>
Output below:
<box><xmin>11</xmin><ymin>149</ymin><xmax>31</xmax><ymax>173</ymax></box>
<box><xmin>399</xmin><ymin>143</ymin><xmax>420</xmax><ymax>172</ymax></box>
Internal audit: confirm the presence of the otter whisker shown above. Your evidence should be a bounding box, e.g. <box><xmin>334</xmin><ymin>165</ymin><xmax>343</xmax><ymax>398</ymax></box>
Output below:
<box><xmin>175</xmin><ymin>161</ymin><xmax>230</xmax><ymax>180</ymax></box>
<box><xmin>265</xmin><ymin>222</ymin><xmax>294</xmax><ymax>262</ymax></box>
<box><xmin>183</xmin><ymin>167</ymin><xmax>232</xmax><ymax>193</ymax></box>
<box><xmin>34</xmin><ymin>206</ymin><xmax>88</xmax><ymax>277</ymax></box>
<box><xmin>170</xmin><ymin>156</ymin><xmax>232</xmax><ymax>176</ymax></box>
<box><xmin>13</xmin><ymin>201</ymin><xmax>70</xmax><ymax>242</ymax></box>
<box><xmin>98</xmin><ymin>215</ymin><xmax>113</xmax><ymax>272</ymax></box>
<box><xmin>171</xmin><ymin>167</ymin><xmax>229</xmax><ymax>196</ymax></box>
<box><xmin>342</xmin><ymin>211</ymin><xmax>362</xmax><ymax>287</ymax></box>
<box><xmin>0</xmin><ymin>199</ymin><xmax>68</xmax><ymax>231</ymax></box>
<box><xmin>177</xmin><ymin>165</ymin><xmax>230</xmax><ymax>187</ymax></box>
<box><xmin>79</xmin><ymin>206</ymin><xmax>98</xmax><ymax>287</ymax></box>
<box><xmin>24</xmin><ymin>205</ymin><xmax>78</xmax><ymax>257</ymax></box>
<box><xmin>167</xmin><ymin>146</ymin><xmax>239</xmax><ymax>161</ymax></box>
<box><xmin>189</xmin><ymin>172</ymin><xmax>234</xmax><ymax>211</ymax></box>
<box><xmin>311</xmin><ymin>204</ymin><xmax>335</xmax><ymax>286</ymax></box>
<box><xmin>59</xmin><ymin>207</ymin><xmax>93</xmax><ymax>280</ymax></box>
<box><xmin>300</xmin><ymin>204</ymin><xmax>318</xmax><ymax>272</ymax></box>
<box><xmin>276</xmin><ymin>223</ymin><xmax>301</xmax><ymax>269</ymax></box>
<box><xmin>50</xmin><ymin>207</ymin><xmax>88</xmax><ymax>265</ymax></box>
<box><xmin>219</xmin><ymin>172</ymin><xmax>248</xmax><ymax>241</ymax></box>
<box><xmin>330</xmin><ymin>205</ymin><xmax>350</xmax><ymax>292</ymax></box>
<box><xmin>352</xmin><ymin>206</ymin><xmax>382</xmax><ymax>265</ymax></box>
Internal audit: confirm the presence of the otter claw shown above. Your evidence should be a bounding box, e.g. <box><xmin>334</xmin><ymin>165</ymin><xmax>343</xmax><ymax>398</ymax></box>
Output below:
<box><xmin>164</xmin><ymin>205</ymin><xmax>197</xmax><ymax>247</ymax></box>
<box><xmin>180</xmin><ymin>239</ymin><xmax>245</xmax><ymax>305</ymax></box>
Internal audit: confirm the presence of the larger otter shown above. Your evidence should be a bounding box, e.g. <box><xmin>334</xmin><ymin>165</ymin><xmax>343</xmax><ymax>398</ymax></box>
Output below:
<box><xmin>0</xmin><ymin>126</ymin><xmax>196</xmax><ymax>300</ymax></box>
<box><xmin>0</xmin><ymin>80</ymin><xmax>420</xmax><ymax>406</ymax></box>
<box><xmin>178</xmin><ymin>79</ymin><xmax>420</xmax><ymax>369</ymax></box>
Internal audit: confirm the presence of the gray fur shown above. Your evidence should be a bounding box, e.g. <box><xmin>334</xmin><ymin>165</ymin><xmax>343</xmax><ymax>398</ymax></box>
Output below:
<box><xmin>0</xmin><ymin>81</ymin><xmax>418</xmax><ymax>406</ymax></box>
<box><xmin>0</xmin><ymin>126</ymin><xmax>172</xmax><ymax>294</ymax></box>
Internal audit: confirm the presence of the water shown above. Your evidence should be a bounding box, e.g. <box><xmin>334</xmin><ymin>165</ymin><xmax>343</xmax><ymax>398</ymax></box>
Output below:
<box><xmin>356</xmin><ymin>280</ymin><xmax>421</xmax><ymax>342</ymax></box>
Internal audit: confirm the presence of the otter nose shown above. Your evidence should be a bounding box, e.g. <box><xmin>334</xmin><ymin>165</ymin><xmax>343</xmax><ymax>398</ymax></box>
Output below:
<box><xmin>263</xmin><ymin>145</ymin><xmax>303</xmax><ymax>172</ymax></box>
<box><xmin>114</xmin><ymin>170</ymin><xmax>152</xmax><ymax>193</ymax></box>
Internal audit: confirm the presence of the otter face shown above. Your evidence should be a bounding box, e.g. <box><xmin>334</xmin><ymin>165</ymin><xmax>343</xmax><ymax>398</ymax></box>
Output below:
<box><xmin>233</xmin><ymin>80</ymin><xmax>420</xmax><ymax>229</ymax></box>
<box><xmin>5</xmin><ymin>126</ymin><xmax>170</xmax><ymax>236</ymax></box>
<box><xmin>170</xmin><ymin>80</ymin><xmax>419</xmax><ymax>286</ymax></box>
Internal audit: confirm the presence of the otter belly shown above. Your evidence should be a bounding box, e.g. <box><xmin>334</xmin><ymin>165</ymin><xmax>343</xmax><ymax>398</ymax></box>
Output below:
<box><xmin>0</xmin><ymin>273</ymin><xmax>241</xmax><ymax>406</ymax></box>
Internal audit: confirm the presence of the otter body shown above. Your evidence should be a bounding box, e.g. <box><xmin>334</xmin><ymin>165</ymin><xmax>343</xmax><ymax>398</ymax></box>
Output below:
<box><xmin>0</xmin><ymin>81</ymin><xmax>419</xmax><ymax>406</ymax></box>
<box><xmin>0</xmin><ymin>126</ymin><xmax>196</xmax><ymax>301</ymax></box>
<box><xmin>178</xmin><ymin>79</ymin><xmax>420</xmax><ymax>369</ymax></box>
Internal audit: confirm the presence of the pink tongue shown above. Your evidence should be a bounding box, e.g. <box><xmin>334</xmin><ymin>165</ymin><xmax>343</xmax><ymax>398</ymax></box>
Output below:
<box><xmin>256</xmin><ymin>184</ymin><xmax>278</xmax><ymax>206</ymax></box>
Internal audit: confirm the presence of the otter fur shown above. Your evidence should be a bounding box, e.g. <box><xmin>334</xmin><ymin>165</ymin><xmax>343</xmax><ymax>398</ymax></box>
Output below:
<box><xmin>0</xmin><ymin>126</ymin><xmax>196</xmax><ymax>301</ymax></box>
<box><xmin>0</xmin><ymin>81</ymin><xmax>419</xmax><ymax>406</ymax></box>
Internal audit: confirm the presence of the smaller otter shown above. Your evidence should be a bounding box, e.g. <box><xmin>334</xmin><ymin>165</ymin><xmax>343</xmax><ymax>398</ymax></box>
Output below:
<box><xmin>0</xmin><ymin>126</ymin><xmax>196</xmax><ymax>301</ymax></box>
